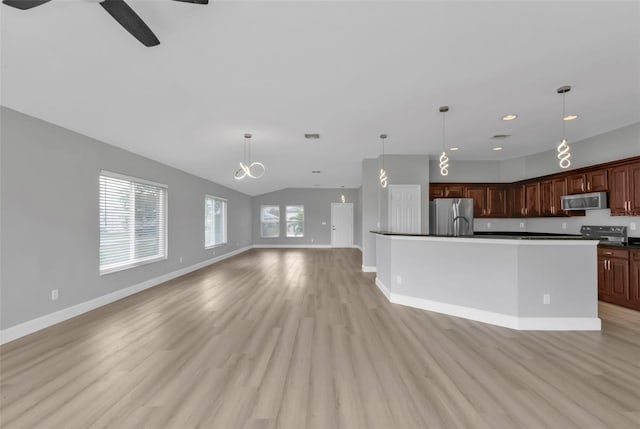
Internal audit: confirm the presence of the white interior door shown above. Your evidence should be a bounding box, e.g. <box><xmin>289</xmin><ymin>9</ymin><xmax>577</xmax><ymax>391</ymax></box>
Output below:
<box><xmin>331</xmin><ymin>203</ymin><xmax>354</xmax><ymax>247</ymax></box>
<box><xmin>389</xmin><ymin>185</ymin><xmax>421</xmax><ymax>233</ymax></box>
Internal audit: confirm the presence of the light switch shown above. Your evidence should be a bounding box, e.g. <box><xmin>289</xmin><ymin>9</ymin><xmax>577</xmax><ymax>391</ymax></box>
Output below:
<box><xmin>322</xmin><ymin>221</ymin><xmax>327</xmax><ymax>225</ymax></box>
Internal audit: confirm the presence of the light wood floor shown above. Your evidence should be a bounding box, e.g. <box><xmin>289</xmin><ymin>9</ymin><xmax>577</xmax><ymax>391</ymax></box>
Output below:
<box><xmin>1</xmin><ymin>249</ymin><xmax>639</xmax><ymax>428</ymax></box>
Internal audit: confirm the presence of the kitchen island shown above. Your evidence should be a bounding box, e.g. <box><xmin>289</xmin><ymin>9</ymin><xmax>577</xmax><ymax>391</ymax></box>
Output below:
<box><xmin>373</xmin><ymin>232</ymin><xmax>601</xmax><ymax>330</ymax></box>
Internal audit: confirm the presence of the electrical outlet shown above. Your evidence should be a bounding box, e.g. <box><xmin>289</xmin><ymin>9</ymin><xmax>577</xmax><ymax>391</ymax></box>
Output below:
<box><xmin>519</xmin><ymin>222</ymin><xmax>525</xmax><ymax>228</ymax></box>
<box><xmin>487</xmin><ymin>222</ymin><xmax>492</xmax><ymax>228</ymax></box>
<box><xmin>396</xmin><ymin>275</ymin><xmax>402</xmax><ymax>285</ymax></box>
<box><xmin>562</xmin><ymin>222</ymin><xmax>567</xmax><ymax>229</ymax></box>
<box><xmin>179</xmin><ymin>256</ymin><xmax>183</xmax><ymax>263</ymax></box>
<box><xmin>543</xmin><ymin>294</ymin><xmax>551</xmax><ymax>305</ymax></box>
<box><xmin>51</xmin><ymin>289</ymin><xmax>59</xmax><ymax>301</ymax></box>
<box><xmin>322</xmin><ymin>221</ymin><xmax>327</xmax><ymax>226</ymax></box>
<box><xmin>212</xmin><ymin>250</ymin><xmax>216</xmax><ymax>256</ymax></box>
<box><xmin>311</xmin><ymin>238</ymin><xmax>314</xmax><ymax>243</ymax></box>
<box><xmin>631</xmin><ymin>222</ymin><xmax>637</xmax><ymax>231</ymax></box>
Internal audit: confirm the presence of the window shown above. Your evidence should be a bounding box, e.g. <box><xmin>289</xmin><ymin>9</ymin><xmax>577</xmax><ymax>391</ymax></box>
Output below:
<box><xmin>261</xmin><ymin>205</ymin><xmax>280</xmax><ymax>238</ymax></box>
<box><xmin>205</xmin><ymin>195</ymin><xmax>227</xmax><ymax>248</ymax></box>
<box><xmin>99</xmin><ymin>171</ymin><xmax>167</xmax><ymax>275</ymax></box>
<box><xmin>286</xmin><ymin>205</ymin><xmax>304</xmax><ymax>237</ymax></box>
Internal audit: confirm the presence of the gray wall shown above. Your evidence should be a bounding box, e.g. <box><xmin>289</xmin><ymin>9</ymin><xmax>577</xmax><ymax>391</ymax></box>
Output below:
<box><xmin>251</xmin><ymin>188</ymin><xmax>358</xmax><ymax>246</ymax></box>
<box><xmin>361</xmin><ymin>159</ymin><xmax>379</xmax><ymax>268</ymax></box>
<box><xmin>354</xmin><ymin>186</ymin><xmax>363</xmax><ymax>248</ymax></box>
<box><xmin>428</xmin><ymin>122</ymin><xmax>639</xmax><ymax>183</ymax></box>
<box><xmin>1</xmin><ymin>107</ymin><xmax>253</xmax><ymax>330</ymax></box>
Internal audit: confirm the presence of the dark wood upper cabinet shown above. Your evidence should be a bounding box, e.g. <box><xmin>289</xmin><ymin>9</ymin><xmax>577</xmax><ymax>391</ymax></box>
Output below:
<box><xmin>523</xmin><ymin>182</ymin><xmax>540</xmax><ymax>217</ymax></box>
<box><xmin>465</xmin><ymin>186</ymin><xmax>487</xmax><ymax>218</ymax></box>
<box><xmin>567</xmin><ymin>169</ymin><xmax>608</xmax><ymax>194</ymax></box>
<box><xmin>486</xmin><ymin>186</ymin><xmax>508</xmax><ymax>217</ymax></box>
<box><xmin>539</xmin><ymin>180</ymin><xmax>554</xmax><ymax>217</ymax></box>
<box><xmin>552</xmin><ymin>177</ymin><xmax>568</xmax><ymax>216</ymax></box>
<box><xmin>587</xmin><ymin>169</ymin><xmax>608</xmax><ymax>192</ymax></box>
<box><xmin>429</xmin><ymin>184</ymin><xmax>465</xmax><ymax>201</ymax></box>
<box><xmin>430</xmin><ymin>155</ymin><xmax>638</xmax><ymax>218</ymax></box>
<box><xmin>508</xmin><ymin>185</ymin><xmax>525</xmax><ymax>217</ymax></box>
<box><xmin>609</xmin><ymin>162</ymin><xmax>639</xmax><ymax>215</ymax></box>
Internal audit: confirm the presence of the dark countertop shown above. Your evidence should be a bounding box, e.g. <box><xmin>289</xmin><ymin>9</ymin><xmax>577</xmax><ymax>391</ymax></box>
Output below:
<box><xmin>371</xmin><ymin>230</ymin><xmax>640</xmax><ymax>247</ymax></box>
<box><xmin>370</xmin><ymin>231</ymin><xmax>586</xmax><ymax>240</ymax></box>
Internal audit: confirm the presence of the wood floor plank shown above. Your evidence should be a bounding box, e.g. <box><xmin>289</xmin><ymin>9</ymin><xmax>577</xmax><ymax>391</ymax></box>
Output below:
<box><xmin>1</xmin><ymin>248</ymin><xmax>639</xmax><ymax>428</ymax></box>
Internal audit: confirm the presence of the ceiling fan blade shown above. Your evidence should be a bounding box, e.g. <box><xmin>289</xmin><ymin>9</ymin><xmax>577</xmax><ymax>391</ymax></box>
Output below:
<box><xmin>172</xmin><ymin>0</ymin><xmax>209</xmax><ymax>4</ymax></box>
<box><xmin>2</xmin><ymin>0</ymin><xmax>52</xmax><ymax>10</ymax></box>
<box><xmin>100</xmin><ymin>0</ymin><xmax>160</xmax><ymax>47</ymax></box>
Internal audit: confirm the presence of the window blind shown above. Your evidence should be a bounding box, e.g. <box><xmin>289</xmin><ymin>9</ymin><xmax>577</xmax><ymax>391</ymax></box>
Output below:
<box><xmin>99</xmin><ymin>172</ymin><xmax>167</xmax><ymax>274</ymax></box>
<box><xmin>205</xmin><ymin>195</ymin><xmax>227</xmax><ymax>248</ymax></box>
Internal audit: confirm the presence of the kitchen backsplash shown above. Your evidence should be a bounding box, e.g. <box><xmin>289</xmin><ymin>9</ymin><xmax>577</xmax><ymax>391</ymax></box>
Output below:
<box><xmin>473</xmin><ymin>209</ymin><xmax>640</xmax><ymax>237</ymax></box>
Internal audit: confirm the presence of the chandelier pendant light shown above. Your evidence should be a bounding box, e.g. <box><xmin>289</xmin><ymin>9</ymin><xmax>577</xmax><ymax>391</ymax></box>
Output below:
<box><xmin>439</xmin><ymin>106</ymin><xmax>450</xmax><ymax>176</ymax></box>
<box><xmin>234</xmin><ymin>133</ymin><xmax>265</xmax><ymax>180</ymax></box>
<box><xmin>379</xmin><ymin>134</ymin><xmax>388</xmax><ymax>188</ymax></box>
<box><xmin>556</xmin><ymin>86</ymin><xmax>573</xmax><ymax>169</ymax></box>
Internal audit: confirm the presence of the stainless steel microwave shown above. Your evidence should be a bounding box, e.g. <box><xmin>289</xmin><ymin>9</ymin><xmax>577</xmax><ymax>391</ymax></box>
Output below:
<box><xmin>561</xmin><ymin>192</ymin><xmax>608</xmax><ymax>211</ymax></box>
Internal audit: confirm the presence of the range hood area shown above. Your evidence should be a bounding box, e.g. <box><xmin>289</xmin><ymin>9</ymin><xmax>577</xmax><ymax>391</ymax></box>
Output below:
<box><xmin>561</xmin><ymin>192</ymin><xmax>608</xmax><ymax>211</ymax></box>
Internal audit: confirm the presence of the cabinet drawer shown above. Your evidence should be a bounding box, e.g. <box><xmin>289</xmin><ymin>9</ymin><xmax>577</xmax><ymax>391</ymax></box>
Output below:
<box><xmin>632</xmin><ymin>250</ymin><xmax>640</xmax><ymax>261</ymax></box>
<box><xmin>598</xmin><ymin>247</ymin><xmax>629</xmax><ymax>260</ymax></box>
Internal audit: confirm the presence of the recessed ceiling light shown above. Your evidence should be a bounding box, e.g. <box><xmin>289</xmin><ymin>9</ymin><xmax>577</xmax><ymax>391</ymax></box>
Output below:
<box><xmin>449</xmin><ymin>147</ymin><xmax>460</xmax><ymax>151</ymax></box>
<box><xmin>312</xmin><ymin>170</ymin><xmax>321</xmax><ymax>174</ymax></box>
<box><xmin>492</xmin><ymin>134</ymin><xmax>511</xmax><ymax>139</ymax></box>
<box><xmin>305</xmin><ymin>133</ymin><xmax>320</xmax><ymax>139</ymax></box>
<box><xmin>502</xmin><ymin>114</ymin><xmax>518</xmax><ymax>121</ymax></box>
<box><xmin>492</xmin><ymin>146</ymin><xmax>503</xmax><ymax>151</ymax></box>
<box><xmin>563</xmin><ymin>114</ymin><xmax>579</xmax><ymax>121</ymax></box>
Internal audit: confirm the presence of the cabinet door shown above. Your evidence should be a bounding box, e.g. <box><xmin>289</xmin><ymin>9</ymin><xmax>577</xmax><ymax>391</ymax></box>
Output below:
<box><xmin>429</xmin><ymin>184</ymin><xmax>445</xmax><ymax>201</ymax></box>
<box><xmin>539</xmin><ymin>180</ymin><xmax>554</xmax><ymax>216</ymax></box>
<box><xmin>567</xmin><ymin>174</ymin><xmax>586</xmax><ymax>194</ymax></box>
<box><xmin>629</xmin><ymin>163</ymin><xmax>640</xmax><ymax>214</ymax></box>
<box><xmin>508</xmin><ymin>185</ymin><xmax>525</xmax><ymax>217</ymax></box>
<box><xmin>586</xmin><ymin>169</ymin><xmax>608</xmax><ymax>192</ymax></box>
<box><xmin>444</xmin><ymin>185</ymin><xmax>465</xmax><ymax>198</ymax></box>
<box><xmin>465</xmin><ymin>186</ymin><xmax>487</xmax><ymax>217</ymax></box>
<box><xmin>552</xmin><ymin>178</ymin><xmax>567</xmax><ymax>216</ymax></box>
<box><xmin>609</xmin><ymin>166</ymin><xmax>629</xmax><ymax>214</ymax></box>
<box><xmin>524</xmin><ymin>183</ymin><xmax>540</xmax><ymax>217</ymax></box>
<box><xmin>486</xmin><ymin>186</ymin><xmax>507</xmax><ymax>217</ymax></box>
<box><xmin>597</xmin><ymin>256</ymin><xmax>609</xmax><ymax>299</ymax></box>
<box><xmin>631</xmin><ymin>252</ymin><xmax>640</xmax><ymax>310</ymax></box>
<box><xmin>609</xmin><ymin>258</ymin><xmax>630</xmax><ymax>305</ymax></box>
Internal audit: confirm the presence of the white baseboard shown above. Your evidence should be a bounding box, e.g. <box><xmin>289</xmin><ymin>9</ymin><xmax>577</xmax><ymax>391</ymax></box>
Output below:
<box><xmin>362</xmin><ymin>265</ymin><xmax>376</xmax><ymax>273</ymax></box>
<box><xmin>354</xmin><ymin>245</ymin><xmax>363</xmax><ymax>252</ymax></box>
<box><xmin>0</xmin><ymin>246</ymin><xmax>253</xmax><ymax>346</ymax></box>
<box><xmin>375</xmin><ymin>279</ymin><xmax>601</xmax><ymax>331</ymax></box>
<box><xmin>374</xmin><ymin>277</ymin><xmax>391</xmax><ymax>299</ymax></box>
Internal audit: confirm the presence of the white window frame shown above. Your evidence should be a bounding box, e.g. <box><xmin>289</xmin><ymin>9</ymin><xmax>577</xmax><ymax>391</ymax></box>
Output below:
<box><xmin>260</xmin><ymin>205</ymin><xmax>280</xmax><ymax>238</ymax></box>
<box><xmin>285</xmin><ymin>205</ymin><xmax>305</xmax><ymax>238</ymax></box>
<box><xmin>205</xmin><ymin>195</ymin><xmax>228</xmax><ymax>249</ymax></box>
<box><xmin>99</xmin><ymin>170</ymin><xmax>168</xmax><ymax>275</ymax></box>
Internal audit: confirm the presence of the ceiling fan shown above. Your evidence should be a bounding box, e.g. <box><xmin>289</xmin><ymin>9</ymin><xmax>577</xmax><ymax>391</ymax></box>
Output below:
<box><xmin>2</xmin><ymin>0</ymin><xmax>209</xmax><ymax>47</ymax></box>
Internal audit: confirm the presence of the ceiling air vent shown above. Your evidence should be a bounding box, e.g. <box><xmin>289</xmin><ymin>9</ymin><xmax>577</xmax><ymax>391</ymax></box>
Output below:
<box><xmin>305</xmin><ymin>133</ymin><xmax>320</xmax><ymax>140</ymax></box>
<box><xmin>492</xmin><ymin>134</ymin><xmax>511</xmax><ymax>139</ymax></box>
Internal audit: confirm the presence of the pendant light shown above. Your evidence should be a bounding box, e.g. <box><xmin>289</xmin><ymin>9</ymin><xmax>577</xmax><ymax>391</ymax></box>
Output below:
<box><xmin>439</xmin><ymin>106</ymin><xmax>450</xmax><ymax>176</ymax></box>
<box><xmin>234</xmin><ymin>133</ymin><xmax>265</xmax><ymax>180</ymax></box>
<box><xmin>379</xmin><ymin>134</ymin><xmax>388</xmax><ymax>188</ymax></box>
<box><xmin>556</xmin><ymin>86</ymin><xmax>573</xmax><ymax>169</ymax></box>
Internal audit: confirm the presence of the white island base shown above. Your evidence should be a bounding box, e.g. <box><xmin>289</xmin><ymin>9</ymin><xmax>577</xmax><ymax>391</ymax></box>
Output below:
<box><xmin>374</xmin><ymin>233</ymin><xmax>601</xmax><ymax>331</ymax></box>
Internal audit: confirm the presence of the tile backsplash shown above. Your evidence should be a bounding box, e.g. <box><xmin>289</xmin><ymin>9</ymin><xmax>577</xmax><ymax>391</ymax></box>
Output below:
<box><xmin>474</xmin><ymin>209</ymin><xmax>640</xmax><ymax>237</ymax></box>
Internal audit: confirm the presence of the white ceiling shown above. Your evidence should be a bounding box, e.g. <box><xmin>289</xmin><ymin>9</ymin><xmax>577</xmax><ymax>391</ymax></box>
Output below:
<box><xmin>2</xmin><ymin>0</ymin><xmax>639</xmax><ymax>195</ymax></box>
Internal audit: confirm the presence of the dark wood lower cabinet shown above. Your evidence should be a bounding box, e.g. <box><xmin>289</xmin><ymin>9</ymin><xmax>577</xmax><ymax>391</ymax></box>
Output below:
<box><xmin>598</xmin><ymin>246</ymin><xmax>638</xmax><ymax>310</ymax></box>
<box><xmin>631</xmin><ymin>251</ymin><xmax>640</xmax><ymax>310</ymax></box>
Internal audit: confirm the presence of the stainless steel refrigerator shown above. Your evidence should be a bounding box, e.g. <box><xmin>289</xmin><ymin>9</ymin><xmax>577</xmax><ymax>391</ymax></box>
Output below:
<box><xmin>429</xmin><ymin>198</ymin><xmax>474</xmax><ymax>236</ymax></box>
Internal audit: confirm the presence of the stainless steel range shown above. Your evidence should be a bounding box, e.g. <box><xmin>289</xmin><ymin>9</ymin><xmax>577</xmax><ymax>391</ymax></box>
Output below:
<box><xmin>580</xmin><ymin>225</ymin><xmax>628</xmax><ymax>245</ymax></box>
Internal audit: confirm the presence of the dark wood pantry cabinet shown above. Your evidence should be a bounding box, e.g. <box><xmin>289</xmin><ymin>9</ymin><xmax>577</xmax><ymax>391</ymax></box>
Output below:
<box><xmin>598</xmin><ymin>246</ymin><xmax>640</xmax><ymax>311</ymax></box>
